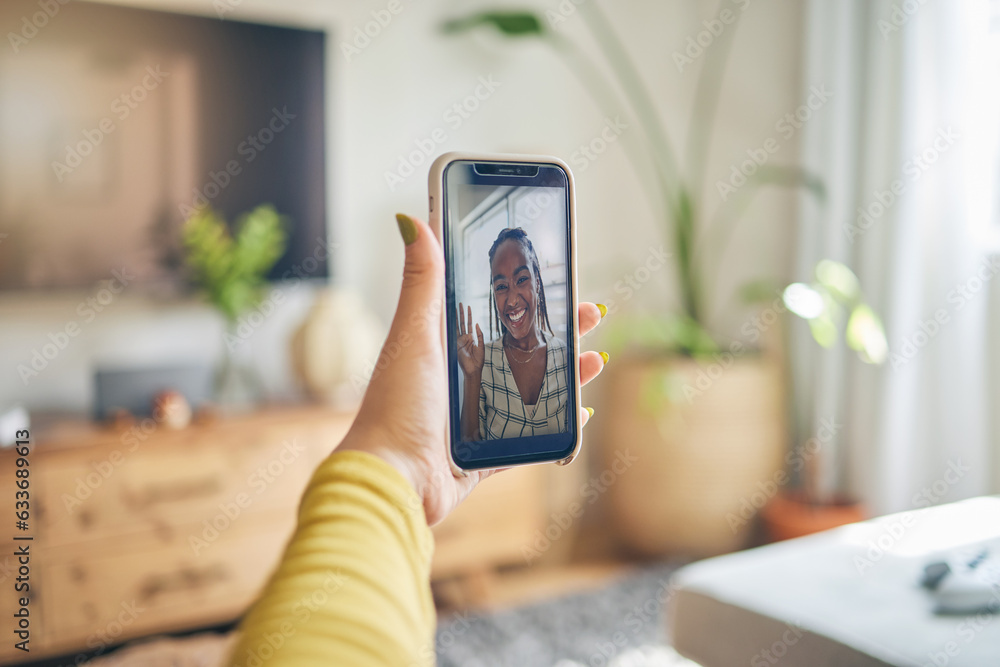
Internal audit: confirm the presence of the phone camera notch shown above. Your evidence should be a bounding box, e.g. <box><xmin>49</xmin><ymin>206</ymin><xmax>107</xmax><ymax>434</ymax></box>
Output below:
<box><xmin>473</xmin><ymin>163</ymin><xmax>539</xmax><ymax>177</ymax></box>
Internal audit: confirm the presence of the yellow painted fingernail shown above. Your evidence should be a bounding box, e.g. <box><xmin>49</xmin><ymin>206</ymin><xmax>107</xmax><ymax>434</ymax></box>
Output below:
<box><xmin>597</xmin><ymin>304</ymin><xmax>607</xmax><ymax>318</ymax></box>
<box><xmin>599</xmin><ymin>351</ymin><xmax>609</xmax><ymax>365</ymax></box>
<box><xmin>395</xmin><ymin>213</ymin><xmax>417</xmax><ymax>245</ymax></box>
<box><xmin>585</xmin><ymin>407</ymin><xmax>595</xmax><ymax>418</ymax></box>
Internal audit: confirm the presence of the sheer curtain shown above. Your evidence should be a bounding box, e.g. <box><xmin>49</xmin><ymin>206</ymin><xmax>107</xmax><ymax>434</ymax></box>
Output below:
<box><xmin>794</xmin><ymin>0</ymin><xmax>997</xmax><ymax>514</ymax></box>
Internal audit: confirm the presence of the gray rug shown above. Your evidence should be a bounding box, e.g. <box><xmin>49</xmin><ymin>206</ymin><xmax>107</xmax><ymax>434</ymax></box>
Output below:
<box><xmin>436</xmin><ymin>563</ymin><xmax>701</xmax><ymax>667</ymax></box>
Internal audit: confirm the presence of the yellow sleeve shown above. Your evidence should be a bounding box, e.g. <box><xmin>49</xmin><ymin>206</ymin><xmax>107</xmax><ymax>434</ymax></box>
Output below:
<box><xmin>226</xmin><ymin>450</ymin><xmax>436</xmax><ymax>667</ymax></box>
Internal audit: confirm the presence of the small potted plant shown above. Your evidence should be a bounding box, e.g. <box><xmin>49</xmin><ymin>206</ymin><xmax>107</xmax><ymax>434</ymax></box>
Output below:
<box><xmin>182</xmin><ymin>205</ymin><xmax>287</xmax><ymax>410</ymax></box>
<box><xmin>759</xmin><ymin>259</ymin><xmax>887</xmax><ymax>541</ymax></box>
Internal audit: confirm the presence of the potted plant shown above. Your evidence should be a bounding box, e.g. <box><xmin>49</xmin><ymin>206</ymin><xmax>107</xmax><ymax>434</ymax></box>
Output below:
<box><xmin>442</xmin><ymin>4</ymin><xmax>829</xmax><ymax>556</ymax></box>
<box><xmin>754</xmin><ymin>260</ymin><xmax>887</xmax><ymax>541</ymax></box>
<box><xmin>182</xmin><ymin>204</ymin><xmax>287</xmax><ymax>410</ymax></box>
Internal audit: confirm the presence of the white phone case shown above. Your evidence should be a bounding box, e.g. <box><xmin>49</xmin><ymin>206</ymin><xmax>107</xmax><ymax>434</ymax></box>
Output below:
<box><xmin>428</xmin><ymin>152</ymin><xmax>583</xmax><ymax>475</ymax></box>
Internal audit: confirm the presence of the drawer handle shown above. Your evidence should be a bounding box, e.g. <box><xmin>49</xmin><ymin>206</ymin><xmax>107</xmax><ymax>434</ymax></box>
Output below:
<box><xmin>123</xmin><ymin>476</ymin><xmax>223</xmax><ymax>509</ymax></box>
<box><xmin>138</xmin><ymin>563</ymin><xmax>228</xmax><ymax>603</ymax></box>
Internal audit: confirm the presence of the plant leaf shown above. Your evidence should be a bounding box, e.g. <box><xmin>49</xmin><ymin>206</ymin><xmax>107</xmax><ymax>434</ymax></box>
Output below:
<box><xmin>808</xmin><ymin>312</ymin><xmax>838</xmax><ymax>348</ymax></box>
<box><xmin>846</xmin><ymin>303</ymin><xmax>888</xmax><ymax>365</ymax></box>
<box><xmin>815</xmin><ymin>259</ymin><xmax>860</xmax><ymax>304</ymax></box>
<box><xmin>442</xmin><ymin>12</ymin><xmax>545</xmax><ymax>37</ymax></box>
<box><xmin>182</xmin><ymin>205</ymin><xmax>287</xmax><ymax>321</ymax></box>
<box><xmin>782</xmin><ymin>282</ymin><xmax>825</xmax><ymax>319</ymax></box>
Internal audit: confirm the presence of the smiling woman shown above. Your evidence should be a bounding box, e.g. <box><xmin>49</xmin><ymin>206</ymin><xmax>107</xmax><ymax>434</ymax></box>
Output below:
<box><xmin>457</xmin><ymin>226</ymin><xmax>570</xmax><ymax>441</ymax></box>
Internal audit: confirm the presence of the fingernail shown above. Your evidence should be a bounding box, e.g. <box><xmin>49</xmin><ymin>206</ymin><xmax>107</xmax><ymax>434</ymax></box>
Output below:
<box><xmin>585</xmin><ymin>407</ymin><xmax>595</xmax><ymax>418</ymax></box>
<box><xmin>597</xmin><ymin>304</ymin><xmax>607</xmax><ymax>318</ymax></box>
<box><xmin>395</xmin><ymin>213</ymin><xmax>417</xmax><ymax>245</ymax></box>
<box><xmin>599</xmin><ymin>351</ymin><xmax>610</xmax><ymax>365</ymax></box>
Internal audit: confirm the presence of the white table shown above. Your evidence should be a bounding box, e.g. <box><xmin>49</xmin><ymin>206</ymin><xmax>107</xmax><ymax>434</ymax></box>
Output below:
<box><xmin>669</xmin><ymin>497</ymin><xmax>1000</xmax><ymax>667</ymax></box>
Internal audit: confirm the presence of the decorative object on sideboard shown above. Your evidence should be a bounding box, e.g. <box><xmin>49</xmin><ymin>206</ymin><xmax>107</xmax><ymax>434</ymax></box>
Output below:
<box><xmin>181</xmin><ymin>205</ymin><xmax>287</xmax><ymax>411</ymax></box>
<box><xmin>94</xmin><ymin>365</ymin><xmax>213</xmax><ymax>421</ymax></box>
<box><xmin>289</xmin><ymin>288</ymin><xmax>385</xmax><ymax>407</ymax></box>
<box><xmin>153</xmin><ymin>391</ymin><xmax>193</xmax><ymax>430</ymax></box>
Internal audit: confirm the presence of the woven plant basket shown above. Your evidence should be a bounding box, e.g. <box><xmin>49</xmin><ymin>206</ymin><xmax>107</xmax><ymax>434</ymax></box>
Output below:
<box><xmin>598</xmin><ymin>354</ymin><xmax>786</xmax><ymax>557</ymax></box>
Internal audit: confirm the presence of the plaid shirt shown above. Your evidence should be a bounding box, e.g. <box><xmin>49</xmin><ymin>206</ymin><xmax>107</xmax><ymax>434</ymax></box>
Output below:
<box><xmin>479</xmin><ymin>332</ymin><xmax>570</xmax><ymax>440</ymax></box>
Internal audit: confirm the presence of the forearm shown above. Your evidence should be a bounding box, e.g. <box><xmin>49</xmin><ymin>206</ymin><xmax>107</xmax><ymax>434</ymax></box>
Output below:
<box><xmin>226</xmin><ymin>450</ymin><xmax>435</xmax><ymax>667</ymax></box>
<box><xmin>460</xmin><ymin>373</ymin><xmax>482</xmax><ymax>441</ymax></box>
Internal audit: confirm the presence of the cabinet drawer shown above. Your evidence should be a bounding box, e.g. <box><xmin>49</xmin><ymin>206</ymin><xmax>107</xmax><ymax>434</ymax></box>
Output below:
<box><xmin>39</xmin><ymin>515</ymin><xmax>293</xmax><ymax>652</ymax></box>
<box><xmin>36</xmin><ymin>429</ymin><xmax>322</xmax><ymax>548</ymax></box>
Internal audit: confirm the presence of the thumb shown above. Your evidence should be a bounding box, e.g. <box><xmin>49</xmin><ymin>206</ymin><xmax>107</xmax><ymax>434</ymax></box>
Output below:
<box><xmin>393</xmin><ymin>213</ymin><xmax>444</xmax><ymax>329</ymax></box>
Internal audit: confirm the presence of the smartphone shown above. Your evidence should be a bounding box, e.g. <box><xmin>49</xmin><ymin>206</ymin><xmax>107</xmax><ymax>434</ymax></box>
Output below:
<box><xmin>428</xmin><ymin>152</ymin><xmax>582</xmax><ymax>473</ymax></box>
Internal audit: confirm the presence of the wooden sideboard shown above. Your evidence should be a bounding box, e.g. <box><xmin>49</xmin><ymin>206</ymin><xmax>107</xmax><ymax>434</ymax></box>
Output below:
<box><xmin>0</xmin><ymin>407</ymin><xmax>581</xmax><ymax>664</ymax></box>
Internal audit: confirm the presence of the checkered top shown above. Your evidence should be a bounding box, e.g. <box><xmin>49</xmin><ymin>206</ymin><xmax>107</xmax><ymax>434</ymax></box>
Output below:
<box><xmin>479</xmin><ymin>332</ymin><xmax>570</xmax><ymax>440</ymax></box>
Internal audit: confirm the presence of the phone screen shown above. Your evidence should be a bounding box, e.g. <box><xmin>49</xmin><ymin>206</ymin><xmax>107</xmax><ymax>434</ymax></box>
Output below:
<box><xmin>442</xmin><ymin>159</ymin><xmax>578</xmax><ymax>469</ymax></box>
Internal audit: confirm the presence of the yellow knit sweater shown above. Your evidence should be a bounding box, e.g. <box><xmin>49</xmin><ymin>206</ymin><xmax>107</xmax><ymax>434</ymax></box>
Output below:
<box><xmin>226</xmin><ymin>450</ymin><xmax>435</xmax><ymax>666</ymax></box>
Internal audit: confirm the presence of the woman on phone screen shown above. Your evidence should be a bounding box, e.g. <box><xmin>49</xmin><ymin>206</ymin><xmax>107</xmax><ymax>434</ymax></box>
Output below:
<box><xmin>457</xmin><ymin>227</ymin><xmax>569</xmax><ymax>441</ymax></box>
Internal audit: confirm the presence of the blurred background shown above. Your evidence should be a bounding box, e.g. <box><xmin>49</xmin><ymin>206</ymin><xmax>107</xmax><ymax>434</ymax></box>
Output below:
<box><xmin>0</xmin><ymin>0</ymin><xmax>998</xmax><ymax>665</ymax></box>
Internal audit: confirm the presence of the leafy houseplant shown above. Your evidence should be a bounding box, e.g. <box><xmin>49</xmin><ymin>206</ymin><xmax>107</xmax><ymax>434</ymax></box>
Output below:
<box><xmin>182</xmin><ymin>205</ymin><xmax>287</xmax><ymax>408</ymax></box>
<box><xmin>756</xmin><ymin>259</ymin><xmax>886</xmax><ymax>539</ymax></box>
<box><xmin>442</xmin><ymin>3</ymin><xmax>876</xmax><ymax>554</ymax></box>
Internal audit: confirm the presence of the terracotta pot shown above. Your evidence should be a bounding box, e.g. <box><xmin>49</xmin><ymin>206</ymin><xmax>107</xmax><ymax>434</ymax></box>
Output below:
<box><xmin>598</xmin><ymin>354</ymin><xmax>785</xmax><ymax>557</ymax></box>
<box><xmin>762</xmin><ymin>491</ymin><xmax>866</xmax><ymax>542</ymax></box>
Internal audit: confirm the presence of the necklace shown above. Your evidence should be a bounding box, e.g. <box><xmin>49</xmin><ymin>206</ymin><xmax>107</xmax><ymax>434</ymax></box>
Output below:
<box><xmin>504</xmin><ymin>334</ymin><xmax>545</xmax><ymax>365</ymax></box>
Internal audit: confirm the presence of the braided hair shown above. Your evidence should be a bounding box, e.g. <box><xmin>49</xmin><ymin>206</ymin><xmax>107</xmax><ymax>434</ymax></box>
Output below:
<box><xmin>488</xmin><ymin>227</ymin><xmax>553</xmax><ymax>340</ymax></box>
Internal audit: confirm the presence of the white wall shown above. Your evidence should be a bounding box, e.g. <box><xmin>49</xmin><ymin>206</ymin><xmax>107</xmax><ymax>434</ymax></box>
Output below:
<box><xmin>0</xmin><ymin>0</ymin><xmax>805</xmax><ymax>414</ymax></box>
